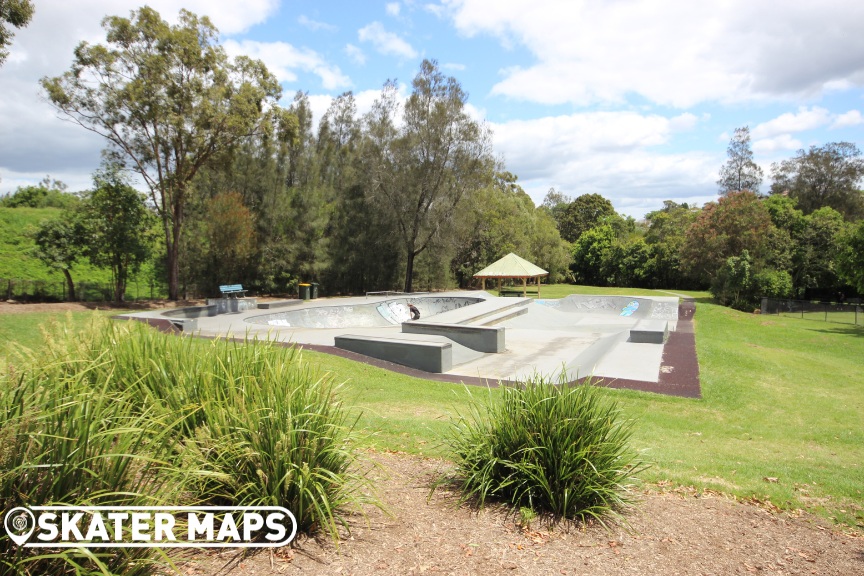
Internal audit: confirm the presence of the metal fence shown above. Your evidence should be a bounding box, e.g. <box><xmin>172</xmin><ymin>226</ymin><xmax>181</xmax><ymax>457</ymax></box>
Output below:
<box><xmin>761</xmin><ymin>297</ymin><xmax>863</xmax><ymax>326</ymax></box>
<box><xmin>1</xmin><ymin>278</ymin><xmax>169</xmax><ymax>303</ymax></box>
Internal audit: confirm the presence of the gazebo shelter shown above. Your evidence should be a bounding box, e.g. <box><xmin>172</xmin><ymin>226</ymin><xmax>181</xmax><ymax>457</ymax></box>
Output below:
<box><xmin>473</xmin><ymin>253</ymin><xmax>549</xmax><ymax>298</ymax></box>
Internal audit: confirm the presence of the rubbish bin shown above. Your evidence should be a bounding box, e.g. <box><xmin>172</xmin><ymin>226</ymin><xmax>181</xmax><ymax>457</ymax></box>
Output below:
<box><xmin>310</xmin><ymin>282</ymin><xmax>319</xmax><ymax>299</ymax></box>
<box><xmin>299</xmin><ymin>283</ymin><xmax>311</xmax><ymax>300</ymax></box>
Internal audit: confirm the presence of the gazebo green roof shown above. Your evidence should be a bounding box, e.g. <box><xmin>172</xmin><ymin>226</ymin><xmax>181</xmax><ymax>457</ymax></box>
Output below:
<box><xmin>473</xmin><ymin>253</ymin><xmax>548</xmax><ymax>278</ymax></box>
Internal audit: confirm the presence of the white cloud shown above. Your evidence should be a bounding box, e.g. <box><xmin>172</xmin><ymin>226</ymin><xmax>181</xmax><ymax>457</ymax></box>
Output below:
<box><xmin>423</xmin><ymin>3</ymin><xmax>446</xmax><ymax>18</ymax></box>
<box><xmin>489</xmin><ymin>111</ymin><xmax>716</xmax><ymax>216</ymax></box>
<box><xmin>831</xmin><ymin>110</ymin><xmax>863</xmax><ymax>129</ymax></box>
<box><xmin>443</xmin><ymin>0</ymin><xmax>864</xmax><ymax>107</ymax></box>
<box><xmin>753</xmin><ymin>134</ymin><xmax>803</xmax><ymax>155</ymax></box>
<box><xmin>358</xmin><ymin>21</ymin><xmax>418</xmax><ymax>59</ymax></box>
<box><xmin>298</xmin><ymin>15</ymin><xmax>337</xmax><ymax>33</ymax></box>
<box><xmin>386</xmin><ymin>3</ymin><xmax>401</xmax><ymax>17</ymax></box>
<box><xmin>345</xmin><ymin>43</ymin><xmax>366</xmax><ymax>65</ymax></box>
<box><xmin>751</xmin><ymin>107</ymin><xmax>832</xmax><ymax>139</ymax></box>
<box><xmin>144</xmin><ymin>0</ymin><xmax>279</xmax><ymax>34</ymax></box>
<box><xmin>669</xmin><ymin>113</ymin><xmax>699</xmax><ymax>132</ymax></box>
<box><xmin>492</xmin><ymin>111</ymin><xmax>697</xmax><ymax>166</ymax></box>
<box><xmin>224</xmin><ymin>40</ymin><xmax>351</xmax><ymax>90</ymax></box>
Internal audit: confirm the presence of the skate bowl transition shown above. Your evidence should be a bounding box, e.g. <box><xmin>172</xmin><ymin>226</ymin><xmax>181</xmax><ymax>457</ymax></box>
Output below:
<box><xmin>119</xmin><ymin>291</ymin><xmax>697</xmax><ymax>396</ymax></box>
<box><xmin>247</xmin><ymin>296</ymin><xmax>483</xmax><ymax>329</ymax></box>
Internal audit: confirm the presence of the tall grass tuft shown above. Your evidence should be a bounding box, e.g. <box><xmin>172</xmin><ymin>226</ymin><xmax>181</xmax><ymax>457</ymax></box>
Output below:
<box><xmin>446</xmin><ymin>375</ymin><xmax>646</xmax><ymax>525</ymax></box>
<box><xmin>0</xmin><ymin>350</ymin><xmax>182</xmax><ymax>575</ymax></box>
<box><xmin>1</xmin><ymin>316</ymin><xmax>375</xmax><ymax>574</ymax></box>
<box><xmin>174</xmin><ymin>340</ymin><xmax>375</xmax><ymax>540</ymax></box>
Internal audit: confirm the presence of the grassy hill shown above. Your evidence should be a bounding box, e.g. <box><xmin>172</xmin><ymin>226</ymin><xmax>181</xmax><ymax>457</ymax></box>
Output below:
<box><xmin>0</xmin><ymin>207</ymin><xmax>159</xmax><ymax>300</ymax></box>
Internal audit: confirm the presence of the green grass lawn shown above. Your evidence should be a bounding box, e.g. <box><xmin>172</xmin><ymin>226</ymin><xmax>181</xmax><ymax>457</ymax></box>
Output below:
<box><xmin>1</xmin><ymin>286</ymin><xmax>862</xmax><ymax>529</ymax></box>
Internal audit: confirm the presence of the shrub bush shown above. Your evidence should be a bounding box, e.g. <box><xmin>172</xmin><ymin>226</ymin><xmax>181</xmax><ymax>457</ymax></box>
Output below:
<box><xmin>446</xmin><ymin>376</ymin><xmax>646</xmax><ymax>524</ymax></box>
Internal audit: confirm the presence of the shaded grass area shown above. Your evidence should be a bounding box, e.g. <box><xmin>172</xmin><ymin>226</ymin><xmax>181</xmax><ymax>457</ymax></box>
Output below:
<box><xmin>1</xmin><ymin>287</ymin><xmax>862</xmax><ymax>529</ymax></box>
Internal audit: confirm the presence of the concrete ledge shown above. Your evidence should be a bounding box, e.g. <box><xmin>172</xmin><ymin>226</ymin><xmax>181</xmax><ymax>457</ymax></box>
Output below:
<box><xmin>402</xmin><ymin>322</ymin><xmax>504</xmax><ymax>353</ymax></box>
<box><xmin>257</xmin><ymin>300</ymin><xmax>303</xmax><ymax>310</ymax></box>
<box><xmin>206</xmin><ymin>297</ymin><xmax>258</xmax><ymax>314</ymax></box>
<box><xmin>335</xmin><ymin>334</ymin><xmax>452</xmax><ymax>373</ymax></box>
<box><xmin>630</xmin><ymin>319</ymin><xmax>669</xmax><ymax>344</ymax></box>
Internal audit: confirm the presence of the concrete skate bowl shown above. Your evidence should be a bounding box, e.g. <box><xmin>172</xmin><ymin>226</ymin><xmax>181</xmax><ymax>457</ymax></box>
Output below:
<box><xmin>535</xmin><ymin>295</ymin><xmax>679</xmax><ymax>321</ymax></box>
<box><xmin>246</xmin><ymin>296</ymin><xmax>484</xmax><ymax>329</ymax></box>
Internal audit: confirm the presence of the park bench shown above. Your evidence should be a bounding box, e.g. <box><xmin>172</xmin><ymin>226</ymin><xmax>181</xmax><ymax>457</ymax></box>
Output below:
<box><xmin>219</xmin><ymin>284</ymin><xmax>247</xmax><ymax>298</ymax></box>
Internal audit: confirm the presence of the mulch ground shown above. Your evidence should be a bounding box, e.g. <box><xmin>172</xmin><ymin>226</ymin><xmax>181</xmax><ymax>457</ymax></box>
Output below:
<box><xmin>178</xmin><ymin>452</ymin><xmax>863</xmax><ymax>576</ymax></box>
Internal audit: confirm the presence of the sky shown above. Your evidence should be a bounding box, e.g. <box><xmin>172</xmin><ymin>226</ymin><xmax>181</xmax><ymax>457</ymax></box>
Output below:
<box><xmin>1</xmin><ymin>0</ymin><xmax>863</xmax><ymax>218</ymax></box>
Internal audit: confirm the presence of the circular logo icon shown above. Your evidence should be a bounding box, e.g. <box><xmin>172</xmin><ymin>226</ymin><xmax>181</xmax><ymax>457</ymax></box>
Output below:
<box><xmin>4</xmin><ymin>507</ymin><xmax>35</xmax><ymax>546</ymax></box>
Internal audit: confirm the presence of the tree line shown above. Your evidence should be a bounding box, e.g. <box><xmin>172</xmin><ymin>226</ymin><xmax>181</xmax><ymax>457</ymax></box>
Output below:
<box><xmin>551</xmin><ymin>127</ymin><xmax>864</xmax><ymax>309</ymax></box>
<box><xmin>4</xmin><ymin>6</ymin><xmax>864</xmax><ymax>310</ymax></box>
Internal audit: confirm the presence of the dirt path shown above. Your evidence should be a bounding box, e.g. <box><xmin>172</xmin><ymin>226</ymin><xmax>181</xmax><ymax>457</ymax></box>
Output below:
<box><xmin>182</xmin><ymin>452</ymin><xmax>863</xmax><ymax>576</ymax></box>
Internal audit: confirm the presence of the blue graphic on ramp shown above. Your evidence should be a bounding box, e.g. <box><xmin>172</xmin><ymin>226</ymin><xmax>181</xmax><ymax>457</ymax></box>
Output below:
<box><xmin>620</xmin><ymin>300</ymin><xmax>640</xmax><ymax>317</ymax></box>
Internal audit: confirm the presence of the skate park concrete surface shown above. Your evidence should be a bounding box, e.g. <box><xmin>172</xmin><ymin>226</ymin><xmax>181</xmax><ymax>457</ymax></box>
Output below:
<box><xmin>118</xmin><ymin>291</ymin><xmax>683</xmax><ymax>386</ymax></box>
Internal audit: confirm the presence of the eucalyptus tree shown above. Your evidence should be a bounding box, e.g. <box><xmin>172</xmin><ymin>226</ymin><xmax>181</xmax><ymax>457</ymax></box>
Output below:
<box><xmin>718</xmin><ymin>126</ymin><xmax>763</xmax><ymax>195</ymax></box>
<box><xmin>0</xmin><ymin>0</ymin><xmax>33</xmax><ymax>65</ymax></box>
<box><xmin>363</xmin><ymin>60</ymin><xmax>494</xmax><ymax>293</ymax></box>
<box><xmin>41</xmin><ymin>6</ymin><xmax>290</xmax><ymax>299</ymax></box>
<box><xmin>770</xmin><ymin>142</ymin><xmax>864</xmax><ymax>220</ymax></box>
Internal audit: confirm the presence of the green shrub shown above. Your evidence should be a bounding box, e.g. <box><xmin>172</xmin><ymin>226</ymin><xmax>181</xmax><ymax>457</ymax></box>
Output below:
<box><xmin>753</xmin><ymin>268</ymin><xmax>792</xmax><ymax>300</ymax></box>
<box><xmin>446</xmin><ymin>376</ymin><xmax>646</xmax><ymax>524</ymax></box>
<box><xmin>710</xmin><ymin>250</ymin><xmax>792</xmax><ymax>310</ymax></box>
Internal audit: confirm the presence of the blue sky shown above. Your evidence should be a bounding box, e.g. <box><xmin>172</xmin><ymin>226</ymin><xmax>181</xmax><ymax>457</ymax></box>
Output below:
<box><xmin>1</xmin><ymin>0</ymin><xmax>863</xmax><ymax>217</ymax></box>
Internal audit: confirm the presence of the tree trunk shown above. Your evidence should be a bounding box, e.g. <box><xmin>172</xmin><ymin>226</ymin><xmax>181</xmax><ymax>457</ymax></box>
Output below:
<box><xmin>167</xmin><ymin>198</ymin><xmax>183</xmax><ymax>301</ymax></box>
<box><xmin>168</xmin><ymin>243</ymin><xmax>179</xmax><ymax>301</ymax></box>
<box><xmin>114</xmin><ymin>264</ymin><xmax>126</xmax><ymax>303</ymax></box>
<box><xmin>404</xmin><ymin>251</ymin><xmax>415</xmax><ymax>293</ymax></box>
<box><xmin>62</xmin><ymin>268</ymin><xmax>76</xmax><ymax>302</ymax></box>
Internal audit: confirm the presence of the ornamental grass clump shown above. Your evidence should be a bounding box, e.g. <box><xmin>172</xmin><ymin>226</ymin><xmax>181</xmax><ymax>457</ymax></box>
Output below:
<box><xmin>175</xmin><ymin>339</ymin><xmax>374</xmax><ymax>540</ymax></box>
<box><xmin>447</xmin><ymin>376</ymin><xmax>646</xmax><ymax>524</ymax></box>
<box><xmin>0</xmin><ymin>350</ymin><xmax>182</xmax><ymax>576</ymax></box>
<box><xmin>1</xmin><ymin>315</ymin><xmax>374</xmax><ymax>574</ymax></box>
